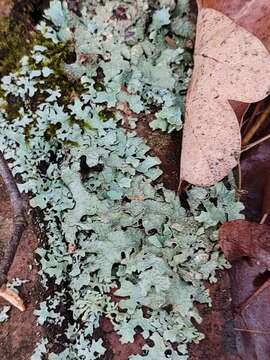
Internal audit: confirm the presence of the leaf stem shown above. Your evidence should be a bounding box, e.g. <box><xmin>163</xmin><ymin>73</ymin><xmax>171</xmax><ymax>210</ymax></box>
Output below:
<box><xmin>234</xmin><ymin>327</ymin><xmax>270</xmax><ymax>335</ymax></box>
<box><xmin>242</xmin><ymin>102</ymin><xmax>270</xmax><ymax>146</ymax></box>
<box><xmin>241</xmin><ymin>133</ymin><xmax>270</xmax><ymax>153</ymax></box>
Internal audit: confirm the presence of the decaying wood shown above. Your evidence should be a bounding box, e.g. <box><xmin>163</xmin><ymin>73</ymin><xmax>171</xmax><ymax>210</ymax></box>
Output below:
<box><xmin>0</xmin><ymin>151</ymin><xmax>27</xmax><ymax>287</ymax></box>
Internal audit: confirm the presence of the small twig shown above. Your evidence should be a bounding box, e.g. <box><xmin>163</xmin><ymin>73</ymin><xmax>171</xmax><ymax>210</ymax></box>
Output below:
<box><xmin>165</xmin><ymin>36</ymin><xmax>178</xmax><ymax>49</ymax></box>
<box><xmin>0</xmin><ymin>287</ymin><xmax>25</xmax><ymax>312</ymax></box>
<box><xmin>234</xmin><ymin>327</ymin><xmax>270</xmax><ymax>335</ymax></box>
<box><xmin>262</xmin><ymin>173</ymin><xmax>270</xmax><ymax>221</ymax></box>
<box><xmin>260</xmin><ymin>213</ymin><xmax>269</xmax><ymax>225</ymax></box>
<box><xmin>241</xmin><ymin>102</ymin><xmax>261</xmax><ymax>130</ymax></box>
<box><xmin>237</xmin><ymin>160</ymin><xmax>242</xmax><ymax>196</ymax></box>
<box><xmin>177</xmin><ymin>180</ymin><xmax>191</xmax><ymax>195</ymax></box>
<box><xmin>239</xmin><ymin>103</ymin><xmax>251</xmax><ymax>129</ymax></box>
<box><xmin>242</xmin><ymin>102</ymin><xmax>270</xmax><ymax>146</ymax></box>
<box><xmin>242</xmin><ymin>110</ymin><xmax>264</xmax><ymax>131</ymax></box>
<box><xmin>241</xmin><ymin>133</ymin><xmax>270</xmax><ymax>153</ymax></box>
<box><xmin>0</xmin><ymin>151</ymin><xmax>27</xmax><ymax>287</ymax></box>
<box><xmin>177</xmin><ymin>179</ymin><xmax>182</xmax><ymax>194</ymax></box>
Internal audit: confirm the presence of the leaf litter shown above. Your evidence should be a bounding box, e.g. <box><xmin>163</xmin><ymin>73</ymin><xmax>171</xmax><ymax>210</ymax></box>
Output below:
<box><xmin>180</xmin><ymin>4</ymin><xmax>270</xmax><ymax>186</ymax></box>
<box><xmin>190</xmin><ymin>2</ymin><xmax>270</xmax><ymax>358</ymax></box>
<box><xmin>0</xmin><ymin>0</ymin><xmax>246</xmax><ymax>359</ymax></box>
<box><xmin>216</xmin><ymin>103</ymin><xmax>270</xmax><ymax>360</ymax></box>
<box><xmin>220</xmin><ymin>220</ymin><xmax>270</xmax><ymax>269</ymax></box>
<box><xmin>198</xmin><ymin>0</ymin><xmax>270</xmax><ymax>51</ymax></box>
<box><xmin>191</xmin><ymin>2</ymin><xmax>270</xmax><ymax>358</ymax></box>
<box><xmin>219</xmin><ymin>220</ymin><xmax>270</xmax><ymax>360</ymax></box>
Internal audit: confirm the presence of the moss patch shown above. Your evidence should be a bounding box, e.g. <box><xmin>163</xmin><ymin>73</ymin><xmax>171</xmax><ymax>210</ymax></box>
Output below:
<box><xmin>0</xmin><ymin>18</ymin><xmax>32</xmax><ymax>77</ymax></box>
<box><xmin>31</xmin><ymin>36</ymin><xmax>85</xmax><ymax>105</ymax></box>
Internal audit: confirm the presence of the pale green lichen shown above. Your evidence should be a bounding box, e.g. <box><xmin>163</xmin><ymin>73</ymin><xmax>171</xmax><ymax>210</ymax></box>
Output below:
<box><xmin>0</xmin><ymin>1</ymin><xmax>244</xmax><ymax>359</ymax></box>
<box><xmin>0</xmin><ymin>306</ymin><xmax>10</xmax><ymax>323</ymax></box>
<box><xmin>31</xmin><ymin>338</ymin><xmax>48</xmax><ymax>360</ymax></box>
<box><xmin>41</xmin><ymin>0</ymin><xmax>195</xmax><ymax>132</ymax></box>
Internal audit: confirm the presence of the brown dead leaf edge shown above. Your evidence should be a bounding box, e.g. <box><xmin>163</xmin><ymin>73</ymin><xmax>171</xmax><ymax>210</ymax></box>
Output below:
<box><xmin>198</xmin><ymin>0</ymin><xmax>270</xmax><ymax>51</ymax></box>
<box><xmin>180</xmin><ymin>5</ymin><xmax>270</xmax><ymax>186</ymax></box>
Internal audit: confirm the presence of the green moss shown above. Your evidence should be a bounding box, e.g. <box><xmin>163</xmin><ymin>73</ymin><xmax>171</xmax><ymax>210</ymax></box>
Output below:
<box><xmin>63</xmin><ymin>140</ymin><xmax>79</xmax><ymax>147</ymax></box>
<box><xmin>44</xmin><ymin>123</ymin><xmax>62</xmax><ymax>140</ymax></box>
<box><xmin>4</xmin><ymin>95</ymin><xmax>24</xmax><ymax>122</ymax></box>
<box><xmin>98</xmin><ymin>109</ymin><xmax>115</xmax><ymax>122</ymax></box>
<box><xmin>24</xmin><ymin>120</ymin><xmax>38</xmax><ymax>144</ymax></box>
<box><xmin>31</xmin><ymin>36</ymin><xmax>85</xmax><ymax>105</ymax></box>
<box><xmin>0</xmin><ymin>18</ymin><xmax>33</xmax><ymax>78</ymax></box>
<box><xmin>0</xmin><ymin>14</ymin><xmax>98</xmax><ymax>146</ymax></box>
<box><xmin>94</xmin><ymin>82</ymin><xmax>105</xmax><ymax>92</ymax></box>
<box><xmin>0</xmin><ymin>17</ymin><xmax>84</xmax><ymax>109</ymax></box>
<box><xmin>68</xmin><ymin>116</ymin><xmax>92</xmax><ymax>131</ymax></box>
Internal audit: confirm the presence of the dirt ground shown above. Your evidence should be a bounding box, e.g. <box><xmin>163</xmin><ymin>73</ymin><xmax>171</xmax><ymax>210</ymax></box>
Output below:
<box><xmin>0</xmin><ymin>178</ymin><xmax>43</xmax><ymax>360</ymax></box>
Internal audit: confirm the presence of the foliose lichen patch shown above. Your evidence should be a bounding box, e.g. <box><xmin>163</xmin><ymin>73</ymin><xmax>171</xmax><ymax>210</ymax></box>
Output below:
<box><xmin>0</xmin><ymin>1</ymin><xmax>244</xmax><ymax>359</ymax></box>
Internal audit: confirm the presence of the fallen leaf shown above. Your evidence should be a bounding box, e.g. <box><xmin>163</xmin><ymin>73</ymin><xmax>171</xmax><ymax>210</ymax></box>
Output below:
<box><xmin>180</xmin><ymin>8</ymin><xmax>270</xmax><ymax>186</ymax></box>
<box><xmin>219</xmin><ymin>219</ymin><xmax>270</xmax><ymax>360</ymax></box>
<box><xmin>197</xmin><ymin>0</ymin><xmax>270</xmax><ymax>121</ymax></box>
<box><xmin>219</xmin><ymin>219</ymin><xmax>270</xmax><ymax>267</ymax></box>
<box><xmin>218</xmin><ymin>108</ymin><xmax>270</xmax><ymax>360</ymax></box>
<box><xmin>197</xmin><ymin>0</ymin><xmax>270</xmax><ymax>51</ymax></box>
<box><xmin>241</xmin><ymin>139</ymin><xmax>270</xmax><ymax>224</ymax></box>
<box><xmin>0</xmin><ymin>287</ymin><xmax>26</xmax><ymax>312</ymax></box>
<box><xmin>230</xmin><ymin>260</ymin><xmax>270</xmax><ymax>360</ymax></box>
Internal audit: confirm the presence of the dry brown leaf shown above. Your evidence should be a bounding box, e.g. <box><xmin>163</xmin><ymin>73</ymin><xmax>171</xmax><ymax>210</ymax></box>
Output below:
<box><xmin>0</xmin><ymin>287</ymin><xmax>26</xmax><ymax>312</ymax></box>
<box><xmin>197</xmin><ymin>0</ymin><xmax>270</xmax><ymax>128</ymax></box>
<box><xmin>219</xmin><ymin>219</ymin><xmax>270</xmax><ymax>360</ymax></box>
<box><xmin>180</xmin><ymin>8</ymin><xmax>270</xmax><ymax>186</ymax></box>
<box><xmin>219</xmin><ymin>219</ymin><xmax>270</xmax><ymax>266</ymax></box>
<box><xmin>197</xmin><ymin>0</ymin><xmax>270</xmax><ymax>50</ymax></box>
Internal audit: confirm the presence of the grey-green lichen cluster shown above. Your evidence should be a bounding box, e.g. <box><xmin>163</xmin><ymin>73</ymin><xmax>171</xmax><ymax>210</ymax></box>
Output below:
<box><xmin>0</xmin><ymin>1</ymin><xmax>244</xmax><ymax>359</ymax></box>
